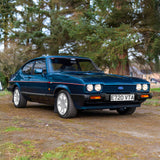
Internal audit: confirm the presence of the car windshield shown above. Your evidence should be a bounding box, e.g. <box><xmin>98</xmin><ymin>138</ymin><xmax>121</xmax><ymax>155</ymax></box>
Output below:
<box><xmin>51</xmin><ymin>58</ymin><xmax>100</xmax><ymax>72</ymax></box>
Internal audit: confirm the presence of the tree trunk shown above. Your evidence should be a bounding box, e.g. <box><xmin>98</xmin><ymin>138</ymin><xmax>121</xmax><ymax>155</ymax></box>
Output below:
<box><xmin>4</xmin><ymin>15</ymin><xmax>8</xmax><ymax>51</ymax></box>
<box><xmin>109</xmin><ymin>0</ymin><xmax>130</xmax><ymax>75</ymax></box>
<box><xmin>110</xmin><ymin>50</ymin><xmax>130</xmax><ymax>75</ymax></box>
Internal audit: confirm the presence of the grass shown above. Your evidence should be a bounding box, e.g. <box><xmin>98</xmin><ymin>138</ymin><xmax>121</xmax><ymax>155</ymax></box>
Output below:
<box><xmin>13</xmin><ymin>141</ymin><xmax>140</xmax><ymax>160</ymax></box>
<box><xmin>0</xmin><ymin>90</ymin><xmax>11</xmax><ymax>96</ymax></box>
<box><xmin>0</xmin><ymin>141</ymin><xmax>140</xmax><ymax>160</ymax></box>
<box><xmin>143</xmin><ymin>101</ymin><xmax>160</xmax><ymax>107</ymax></box>
<box><xmin>0</xmin><ymin>140</ymin><xmax>39</xmax><ymax>160</ymax></box>
<box><xmin>151</xmin><ymin>88</ymin><xmax>160</xmax><ymax>92</ymax></box>
<box><xmin>143</xmin><ymin>97</ymin><xmax>160</xmax><ymax>107</ymax></box>
<box><xmin>4</xmin><ymin>126</ymin><xmax>24</xmax><ymax>132</ymax></box>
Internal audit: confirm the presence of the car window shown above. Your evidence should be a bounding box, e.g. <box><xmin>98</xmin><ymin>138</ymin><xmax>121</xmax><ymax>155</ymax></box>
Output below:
<box><xmin>22</xmin><ymin>61</ymin><xmax>35</xmax><ymax>75</ymax></box>
<box><xmin>51</xmin><ymin>58</ymin><xmax>98</xmax><ymax>72</ymax></box>
<box><xmin>51</xmin><ymin>58</ymin><xmax>79</xmax><ymax>71</ymax></box>
<box><xmin>78</xmin><ymin>60</ymin><xmax>97</xmax><ymax>72</ymax></box>
<box><xmin>33</xmin><ymin>60</ymin><xmax>46</xmax><ymax>74</ymax></box>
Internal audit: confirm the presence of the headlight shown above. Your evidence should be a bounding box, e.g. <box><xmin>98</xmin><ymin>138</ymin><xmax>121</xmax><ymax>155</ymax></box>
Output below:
<box><xmin>136</xmin><ymin>84</ymin><xmax>142</xmax><ymax>91</ymax></box>
<box><xmin>95</xmin><ymin>84</ymin><xmax>102</xmax><ymax>91</ymax></box>
<box><xmin>143</xmin><ymin>84</ymin><xmax>148</xmax><ymax>91</ymax></box>
<box><xmin>86</xmin><ymin>84</ymin><xmax>93</xmax><ymax>92</ymax></box>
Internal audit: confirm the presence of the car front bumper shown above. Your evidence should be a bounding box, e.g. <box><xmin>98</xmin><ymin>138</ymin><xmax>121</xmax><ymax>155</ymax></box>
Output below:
<box><xmin>71</xmin><ymin>92</ymin><xmax>152</xmax><ymax>110</ymax></box>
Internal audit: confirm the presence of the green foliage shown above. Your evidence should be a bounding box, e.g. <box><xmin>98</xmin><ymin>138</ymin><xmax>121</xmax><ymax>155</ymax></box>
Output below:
<box><xmin>0</xmin><ymin>0</ymin><xmax>16</xmax><ymax>49</ymax></box>
<box><xmin>0</xmin><ymin>72</ymin><xmax>7</xmax><ymax>88</ymax></box>
<box><xmin>67</xmin><ymin>1</ymin><xmax>140</xmax><ymax>74</ymax></box>
<box><xmin>134</xmin><ymin>0</ymin><xmax>160</xmax><ymax>71</ymax></box>
<box><xmin>0</xmin><ymin>0</ymin><xmax>160</xmax><ymax>79</ymax></box>
<box><xmin>0</xmin><ymin>90</ymin><xmax>11</xmax><ymax>96</ymax></box>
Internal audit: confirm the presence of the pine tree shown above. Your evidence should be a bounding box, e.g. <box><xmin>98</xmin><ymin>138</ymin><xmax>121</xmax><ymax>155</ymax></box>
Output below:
<box><xmin>69</xmin><ymin>0</ymin><xmax>160</xmax><ymax>74</ymax></box>
<box><xmin>45</xmin><ymin>0</ymin><xmax>89</xmax><ymax>55</ymax></box>
<box><xmin>0</xmin><ymin>0</ymin><xmax>16</xmax><ymax>50</ymax></box>
<box><xmin>68</xmin><ymin>0</ymin><xmax>138</xmax><ymax>75</ymax></box>
<box><xmin>13</xmin><ymin>0</ymin><xmax>47</xmax><ymax>56</ymax></box>
<box><xmin>97</xmin><ymin>0</ymin><xmax>138</xmax><ymax>75</ymax></box>
<box><xmin>135</xmin><ymin>0</ymin><xmax>160</xmax><ymax>72</ymax></box>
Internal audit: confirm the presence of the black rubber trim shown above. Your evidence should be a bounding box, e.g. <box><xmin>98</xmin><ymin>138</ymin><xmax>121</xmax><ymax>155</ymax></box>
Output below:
<box><xmin>21</xmin><ymin>91</ymin><xmax>54</xmax><ymax>97</ymax></box>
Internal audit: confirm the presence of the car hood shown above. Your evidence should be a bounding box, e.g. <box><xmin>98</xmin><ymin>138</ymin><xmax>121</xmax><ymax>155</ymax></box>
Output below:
<box><xmin>63</xmin><ymin>72</ymin><xmax>149</xmax><ymax>85</ymax></box>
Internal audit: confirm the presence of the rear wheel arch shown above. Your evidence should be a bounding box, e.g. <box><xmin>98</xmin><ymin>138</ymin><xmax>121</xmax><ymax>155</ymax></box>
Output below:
<box><xmin>12</xmin><ymin>83</ymin><xmax>21</xmax><ymax>92</ymax></box>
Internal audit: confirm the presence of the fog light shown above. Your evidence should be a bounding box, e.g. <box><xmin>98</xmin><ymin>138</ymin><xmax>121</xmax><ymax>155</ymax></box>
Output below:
<box><xmin>90</xmin><ymin>96</ymin><xmax>101</xmax><ymax>100</ymax></box>
<box><xmin>141</xmin><ymin>95</ymin><xmax>149</xmax><ymax>98</ymax></box>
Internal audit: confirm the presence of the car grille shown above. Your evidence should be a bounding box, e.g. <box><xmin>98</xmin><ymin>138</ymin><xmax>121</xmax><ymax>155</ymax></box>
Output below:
<box><xmin>103</xmin><ymin>85</ymin><xmax>136</xmax><ymax>93</ymax></box>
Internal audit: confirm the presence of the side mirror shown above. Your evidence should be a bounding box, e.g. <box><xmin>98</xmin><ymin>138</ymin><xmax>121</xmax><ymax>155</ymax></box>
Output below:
<box><xmin>34</xmin><ymin>68</ymin><xmax>43</xmax><ymax>74</ymax></box>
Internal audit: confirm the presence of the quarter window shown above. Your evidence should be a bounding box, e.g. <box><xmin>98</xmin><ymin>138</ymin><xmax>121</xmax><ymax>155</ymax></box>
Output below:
<box><xmin>33</xmin><ymin>60</ymin><xmax>46</xmax><ymax>74</ymax></box>
<box><xmin>22</xmin><ymin>61</ymin><xmax>34</xmax><ymax>75</ymax></box>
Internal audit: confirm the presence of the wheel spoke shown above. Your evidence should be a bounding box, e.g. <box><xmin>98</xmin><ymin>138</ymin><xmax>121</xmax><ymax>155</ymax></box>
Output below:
<box><xmin>14</xmin><ymin>89</ymin><xmax>20</xmax><ymax>106</ymax></box>
<box><xmin>57</xmin><ymin>93</ymin><xmax>68</xmax><ymax>116</ymax></box>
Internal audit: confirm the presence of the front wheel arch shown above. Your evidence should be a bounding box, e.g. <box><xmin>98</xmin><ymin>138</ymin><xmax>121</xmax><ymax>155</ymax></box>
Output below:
<box><xmin>53</xmin><ymin>85</ymin><xmax>71</xmax><ymax>97</ymax></box>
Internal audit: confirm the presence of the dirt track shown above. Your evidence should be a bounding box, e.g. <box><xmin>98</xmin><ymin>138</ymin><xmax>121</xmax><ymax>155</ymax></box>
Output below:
<box><xmin>0</xmin><ymin>95</ymin><xmax>160</xmax><ymax>159</ymax></box>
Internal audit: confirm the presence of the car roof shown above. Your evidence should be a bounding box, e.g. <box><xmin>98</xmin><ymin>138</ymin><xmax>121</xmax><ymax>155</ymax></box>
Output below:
<box><xmin>39</xmin><ymin>55</ymin><xmax>90</xmax><ymax>60</ymax></box>
<box><xmin>22</xmin><ymin>55</ymin><xmax>91</xmax><ymax>67</ymax></box>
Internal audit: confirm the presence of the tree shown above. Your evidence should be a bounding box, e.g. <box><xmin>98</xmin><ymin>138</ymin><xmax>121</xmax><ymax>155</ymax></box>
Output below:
<box><xmin>0</xmin><ymin>42</ymin><xmax>32</xmax><ymax>80</ymax></box>
<box><xmin>67</xmin><ymin>0</ymin><xmax>139</xmax><ymax>75</ymax></box>
<box><xmin>12</xmin><ymin>0</ymin><xmax>47</xmax><ymax>56</ymax></box>
<box><xmin>68</xmin><ymin>0</ymin><xmax>160</xmax><ymax>74</ymax></box>
<box><xmin>45</xmin><ymin>0</ymin><xmax>89</xmax><ymax>55</ymax></box>
<box><xmin>0</xmin><ymin>0</ymin><xmax>159</xmax><ymax>79</ymax></box>
<box><xmin>135</xmin><ymin>0</ymin><xmax>160</xmax><ymax>72</ymax></box>
<box><xmin>0</xmin><ymin>0</ymin><xmax>16</xmax><ymax>50</ymax></box>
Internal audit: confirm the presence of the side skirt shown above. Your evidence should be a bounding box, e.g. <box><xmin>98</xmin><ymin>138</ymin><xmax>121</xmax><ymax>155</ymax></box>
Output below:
<box><xmin>21</xmin><ymin>92</ymin><xmax>54</xmax><ymax>105</ymax></box>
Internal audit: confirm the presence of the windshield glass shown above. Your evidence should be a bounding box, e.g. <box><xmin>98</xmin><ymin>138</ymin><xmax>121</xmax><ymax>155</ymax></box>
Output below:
<box><xmin>51</xmin><ymin>58</ymin><xmax>99</xmax><ymax>72</ymax></box>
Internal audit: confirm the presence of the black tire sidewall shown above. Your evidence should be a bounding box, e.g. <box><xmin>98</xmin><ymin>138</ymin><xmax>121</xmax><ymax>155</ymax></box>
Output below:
<box><xmin>13</xmin><ymin>87</ymin><xmax>26</xmax><ymax>108</ymax></box>
<box><xmin>117</xmin><ymin>107</ymin><xmax>136</xmax><ymax>115</ymax></box>
<box><xmin>56</xmin><ymin>90</ymin><xmax>77</xmax><ymax>118</ymax></box>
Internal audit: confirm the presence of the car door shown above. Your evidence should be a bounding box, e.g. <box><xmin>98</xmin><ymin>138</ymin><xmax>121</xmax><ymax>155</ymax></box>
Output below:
<box><xmin>30</xmin><ymin>59</ymin><xmax>50</xmax><ymax>95</ymax></box>
<box><xmin>20</xmin><ymin>60</ymin><xmax>35</xmax><ymax>93</ymax></box>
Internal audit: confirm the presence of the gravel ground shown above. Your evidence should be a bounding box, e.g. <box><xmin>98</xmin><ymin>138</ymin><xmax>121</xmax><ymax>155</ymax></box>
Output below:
<box><xmin>0</xmin><ymin>95</ymin><xmax>160</xmax><ymax>160</ymax></box>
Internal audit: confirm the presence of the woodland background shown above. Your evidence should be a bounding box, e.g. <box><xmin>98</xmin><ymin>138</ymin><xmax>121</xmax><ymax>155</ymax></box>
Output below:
<box><xmin>0</xmin><ymin>0</ymin><xmax>160</xmax><ymax>87</ymax></box>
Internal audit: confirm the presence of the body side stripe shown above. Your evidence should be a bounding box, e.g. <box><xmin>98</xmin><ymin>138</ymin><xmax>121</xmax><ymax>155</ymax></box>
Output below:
<box><xmin>9</xmin><ymin>81</ymin><xmax>85</xmax><ymax>86</ymax></box>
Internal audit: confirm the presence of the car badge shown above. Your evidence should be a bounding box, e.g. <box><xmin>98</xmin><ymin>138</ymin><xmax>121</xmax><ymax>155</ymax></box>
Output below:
<box><xmin>118</xmin><ymin>86</ymin><xmax>124</xmax><ymax>90</ymax></box>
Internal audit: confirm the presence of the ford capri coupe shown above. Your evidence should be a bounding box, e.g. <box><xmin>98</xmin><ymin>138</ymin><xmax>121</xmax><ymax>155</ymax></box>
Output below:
<box><xmin>8</xmin><ymin>56</ymin><xmax>152</xmax><ymax>118</ymax></box>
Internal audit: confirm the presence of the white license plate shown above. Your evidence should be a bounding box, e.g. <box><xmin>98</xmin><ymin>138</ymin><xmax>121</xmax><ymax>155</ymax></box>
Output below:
<box><xmin>110</xmin><ymin>94</ymin><xmax>135</xmax><ymax>101</ymax></box>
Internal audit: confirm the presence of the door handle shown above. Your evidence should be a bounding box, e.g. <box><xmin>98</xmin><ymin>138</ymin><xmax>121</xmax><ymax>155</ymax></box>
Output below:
<box><xmin>28</xmin><ymin>76</ymin><xmax>32</xmax><ymax>79</ymax></box>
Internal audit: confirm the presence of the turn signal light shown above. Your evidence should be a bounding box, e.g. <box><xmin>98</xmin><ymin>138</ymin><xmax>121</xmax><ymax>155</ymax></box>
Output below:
<box><xmin>90</xmin><ymin>96</ymin><xmax>101</xmax><ymax>100</ymax></box>
<box><xmin>141</xmin><ymin>95</ymin><xmax>149</xmax><ymax>98</ymax></box>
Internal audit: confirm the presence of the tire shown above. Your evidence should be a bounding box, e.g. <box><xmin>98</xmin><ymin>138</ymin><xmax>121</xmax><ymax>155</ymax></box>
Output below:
<box><xmin>116</xmin><ymin>107</ymin><xmax>136</xmax><ymax>115</ymax></box>
<box><xmin>13</xmin><ymin>87</ymin><xmax>27</xmax><ymax>108</ymax></box>
<box><xmin>55</xmin><ymin>90</ymin><xmax>77</xmax><ymax>118</ymax></box>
